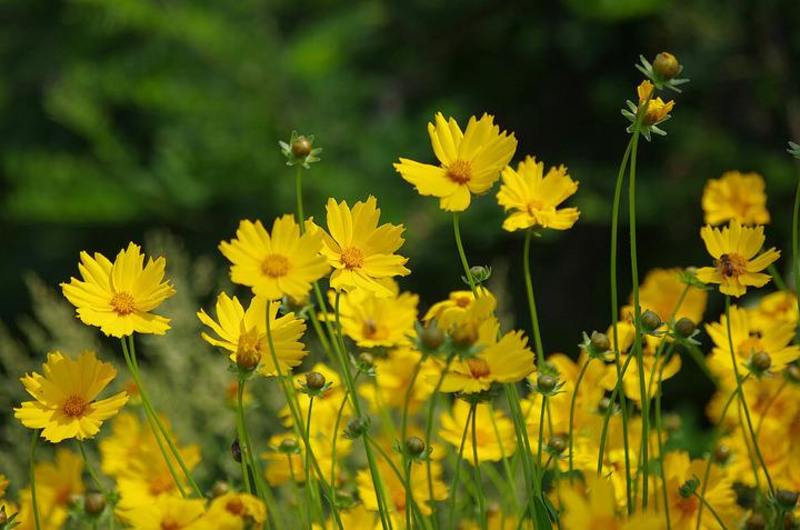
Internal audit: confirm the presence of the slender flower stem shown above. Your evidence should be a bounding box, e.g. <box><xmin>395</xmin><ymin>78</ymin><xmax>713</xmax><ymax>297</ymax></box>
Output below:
<box><xmin>471</xmin><ymin>405</ymin><xmax>488</xmax><ymax>530</ymax></box>
<box><xmin>523</xmin><ymin>229</ymin><xmax>546</xmax><ymax>366</ymax></box>
<box><xmin>400</xmin><ymin>354</ymin><xmax>426</xmax><ymax>521</ymax></box>
<box><xmin>235</xmin><ymin>381</ymin><xmax>253</xmax><ymax>494</ymax></box>
<box><xmin>448</xmin><ymin>403</ymin><xmax>475</xmax><ymax>530</ymax></box>
<box><xmin>627</xmin><ymin>102</ymin><xmax>651</xmax><ymax>510</ymax></box>
<box><xmin>723</xmin><ymin>296</ymin><xmax>775</xmax><ymax>496</ymax></box>
<box><xmin>767</xmin><ymin>264</ymin><xmax>788</xmax><ymax>292</ymax></box>
<box><xmin>596</xmin><ymin>353</ymin><xmax>636</xmax><ymax>474</ymax></box>
<box><xmin>692</xmin><ymin>492</ymin><xmax>729</xmax><ymax>530</ymax></box>
<box><xmin>119</xmin><ymin>338</ymin><xmax>191</xmax><ymax>498</ymax></box>
<box><xmin>756</xmin><ymin>379</ymin><xmax>788</xmax><ymax>436</ymax></box>
<box><xmin>425</xmin><ymin>352</ymin><xmax>455</xmax><ymax>530</ymax></box>
<box><xmin>453</xmin><ymin>213</ymin><xmax>477</xmax><ymax>294</ymax></box>
<box><xmin>488</xmin><ymin>403</ymin><xmax>521</xmax><ymax>514</ymax></box>
<box><xmin>536</xmin><ymin>396</ymin><xmax>547</xmax><ymax>469</ymax></box>
<box><xmin>607</xmin><ymin>134</ymin><xmax>635</xmax><ymax>514</ymax></box>
<box><xmin>653</xmin><ymin>350</ymin><xmax>673</xmax><ymax>530</ymax></box>
<box><xmin>78</xmin><ymin>441</ymin><xmax>109</xmax><ymax>496</ymax></box>
<box><xmin>296</xmin><ymin>166</ymin><xmax>306</xmax><ymax>232</ymax></box>
<box><xmin>568</xmin><ymin>359</ymin><xmax>592</xmax><ymax>481</ymax></box>
<box><xmin>695</xmin><ymin>380</ymin><xmax>743</xmax><ymax>530</ymax></box>
<box><xmin>29</xmin><ymin>431</ymin><xmax>43</xmax><ymax>530</ymax></box>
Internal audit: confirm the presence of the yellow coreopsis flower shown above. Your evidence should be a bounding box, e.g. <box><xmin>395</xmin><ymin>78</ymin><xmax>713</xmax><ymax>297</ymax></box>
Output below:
<box><xmin>438</xmin><ymin>319</ymin><xmax>535</xmax><ymax>393</ymax></box>
<box><xmin>333</xmin><ymin>281</ymin><xmax>418</xmax><ymax>347</ymax></box>
<box><xmin>61</xmin><ymin>242</ymin><xmax>175</xmax><ymax>337</ymax></box>
<box><xmin>748</xmin><ymin>290</ymin><xmax>798</xmax><ymax>332</ymax></box>
<box><xmin>13</xmin><ymin>450</ymin><xmax>84</xmax><ymax>530</ymax></box>
<box><xmin>624</xmin><ymin>268</ymin><xmax>707</xmax><ymax>324</ymax></box>
<box><xmin>637</xmin><ymin>80</ymin><xmax>675</xmax><ymax>125</ymax></box>
<box><xmin>560</xmin><ymin>476</ymin><xmax>663</xmax><ymax>530</ymax></box>
<box><xmin>696</xmin><ymin>221</ymin><xmax>780</xmax><ymax>297</ymax></box>
<box><xmin>394</xmin><ymin>112</ymin><xmax>517</xmax><ymax>211</ymax></box>
<box><xmin>423</xmin><ymin>288</ymin><xmax>489</xmax><ymax>325</ymax></box>
<box><xmin>705</xmin><ymin>305</ymin><xmax>800</xmax><ymax>380</ymax></box>
<box><xmin>125</xmin><ymin>497</ymin><xmax>207</xmax><ymax>530</ymax></box>
<box><xmin>356</xmin><ymin>448</ymin><xmax>448</xmax><ymax>523</ymax></box>
<box><xmin>439</xmin><ymin>401</ymin><xmax>517</xmax><ymax>463</ymax></box>
<box><xmin>219</xmin><ymin>215</ymin><xmax>330</xmax><ymax>300</ymax></box>
<box><xmin>702</xmin><ymin>170</ymin><xmax>770</xmax><ymax>226</ymax></box>
<box><xmin>197</xmin><ymin>293</ymin><xmax>309</xmax><ymax>376</ymax></box>
<box><xmin>203</xmin><ymin>493</ymin><xmax>266</xmax><ymax>530</ymax></box>
<box><xmin>314</xmin><ymin>196</ymin><xmax>410</xmax><ymax>297</ymax></box>
<box><xmin>496</xmin><ymin>156</ymin><xmax>580</xmax><ymax>232</ymax></box>
<box><xmin>661</xmin><ymin>452</ymin><xmax>738</xmax><ymax>530</ymax></box>
<box><xmin>15</xmin><ymin>351</ymin><xmax>128</xmax><ymax>443</ymax></box>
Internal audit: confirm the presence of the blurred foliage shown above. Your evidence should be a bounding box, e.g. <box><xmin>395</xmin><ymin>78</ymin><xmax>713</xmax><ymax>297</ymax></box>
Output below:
<box><xmin>2</xmin><ymin>0</ymin><xmax>800</xmax><ymax>469</ymax></box>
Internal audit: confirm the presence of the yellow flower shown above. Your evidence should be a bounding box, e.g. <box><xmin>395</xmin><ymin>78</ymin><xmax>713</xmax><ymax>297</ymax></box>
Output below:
<box><xmin>439</xmin><ymin>319</ymin><xmax>535</xmax><ymax>393</ymax></box>
<box><xmin>125</xmin><ymin>497</ymin><xmax>207</xmax><ymax>530</ymax></box>
<box><xmin>394</xmin><ymin>113</ymin><xmax>517</xmax><ymax>211</ymax></box>
<box><xmin>624</xmin><ymin>268</ymin><xmax>707</xmax><ymax>324</ymax></box>
<box><xmin>100</xmin><ymin>412</ymin><xmax>201</xmax><ymax>511</ymax></box>
<box><xmin>696</xmin><ymin>221</ymin><xmax>780</xmax><ymax>297</ymax></box>
<box><xmin>439</xmin><ymin>401</ymin><xmax>517</xmax><ymax>463</ymax></box>
<box><xmin>219</xmin><ymin>215</ymin><xmax>330</xmax><ymax>300</ymax></box>
<box><xmin>661</xmin><ymin>452</ymin><xmax>738</xmax><ymax>530</ymax></box>
<box><xmin>637</xmin><ymin>80</ymin><xmax>675</xmax><ymax>125</ymax></box>
<box><xmin>204</xmin><ymin>493</ymin><xmax>266</xmax><ymax>530</ymax></box>
<box><xmin>360</xmin><ymin>347</ymin><xmax>438</xmax><ymax>414</ymax></box>
<box><xmin>702</xmin><ymin>171</ymin><xmax>770</xmax><ymax>226</ymax></box>
<box><xmin>61</xmin><ymin>242</ymin><xmax>175</xmax><ymax>337</ymax></box>
<box><xmin>705</xmin><ymin>305</ymin><xmax>800</xmax><ymax>380</ymax></box>
<box><xmin>423</xmin><ymin>288</ymin><xmax>488</xmax><ymax>325</ymax></box>
<box><xmin>333</xmin><ymin>281</ymin><xmax>418</xmax><ymax>347</ymax></box>
<box><xmin>496</xmin><ymin>156</ymin><xmax>580</xmax><ymax>232</ymax></box>
<box><xmin>748</xmin><ymin>290</ymin><xmax>798</xmax><ymax>332</ymax></box>
<box><xmin>560</xmin><ymin>475</ymin><xmax>663</xmax><ymax>530</ymax></box>
<box><xmin>15</xmin><ymin>351</ymin><xmax>128</xmax><ymax>443</ymax></box>
<box><xmin>356</xmin><ymin>446</ymin><xmax>447</xmax><ymax>523</ymax></box>
<box><xmin>313</xmin><ymin>195</ymin><xmax>410</xmax><ymax>297</ymax></box>
<box><xmin>198</xmin><ymin>293</ymin><xmax>309</xmax><ymax>376</ymax></box>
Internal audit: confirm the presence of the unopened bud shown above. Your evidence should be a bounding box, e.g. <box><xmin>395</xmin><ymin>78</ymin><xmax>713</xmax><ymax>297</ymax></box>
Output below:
<box><xmin>641</xmin><ymin>310</ymin><xmax>662</xmax><ymax>332</ymax></box>
<box><xmin>714</xmin><ymin>443</ymin><xmax>731</xmax><ymax>464</ymax></box>
<box><xmin>653</xmin><ymin>52</ymin><xmax>681</xmax><ymax>80</ymax></box>
<box><xmin>210</xmin><ymin>481</ymin><xmax>230</xmax><ymax>498</ymax></box>
<box><xmin>776</xmin><ymin>489</ymin><xmax>799</xmax><ymax>509</ymax></box>
<box><xmin>751</xmin><ymin>351</ymin><xmax>772</xmax><ymax>372</ymax></box>
<box><xmin>305</xmin><ymin>371</ymin><xmax>326</xmax><ymax>391</ymax></box>
<box><xmin>84</xmin><ymin>492</ymin><xmax>106</xmax><ymax>515</ymax></box>
<box><xmin>590</xmin><ymin>331</ymin><xmax>610</xmax><ymax>353</ymax></box>
<box><xmin>537</xmin><ymin>374</ymin><xmax>557</xmax><ymax>393</ymax></box>
<box><xmin>786</xmin><ymin>364</ymin><xmax>800</xmax><ymax>382</ymax></box>
<box><xmin>419</xmin><ymin>323</ymin><xmax>445</xmax><ymax>351</ymax></box>
<box><xmin>547</xmin><ymin>435</ymin><xmax>567</xmax><ymax>455</ymax></box>
<box><xmin>358</xmin><ymin>352</ymin><xmax>374</xmax><ymax>368</ymax></box>
<box><xmin>405</xmin><ymin>436</ymin><xmax>426</xmax><ymax>456</ymax></box>
<box><xmin>674</xmin><ymin>317</ymin><xmax>696</xmax><ymax>338</ymax></box>
<box><xmin>279</xmin><ymin>438</ymin><xmax>299</xmax><ymax>454</ymax></box>
<box><xmin>291</xmin><ymin>136</ymin><xmax>313</xmax><ymax>158</ymax></box>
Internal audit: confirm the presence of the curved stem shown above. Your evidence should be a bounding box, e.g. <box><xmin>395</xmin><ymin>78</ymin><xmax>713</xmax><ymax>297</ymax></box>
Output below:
<box><xmin>568</xmin><ymin>358</ymin><xmax>592</xmax><ymax>481</ymax></box>
<box><xmin>692</xmin><ymin>492</ymin><xmax>729</xmax><ymax>530</ymax></box>
<box><xmin>608</xmin><ymin>134</ymin><xmax>635</xmax><ymax>513</ymax></box>
<box><xmin>29</xmin><ymin>431</ymin><xmax>42</xmax><ymax>530</ymax></box>
<box><xmin>724</xmin><ymin>296</ymin><xmax>775</xmax><ymax>496</ymax></box>
<box><xmin>447</xmin><ymin>403</ymin><xmax>475</xmax><ymax>530</ymax></box>
<box><xmin>453</xmin><ymin>213</ymin><xmax>477</xmax><ymax>294</ymax></box>
<box><xmin>471</xmin><ymin>405</ymin><xmax>488</xmax><ymax>530</ymax></box>
<box><xmin>523</xmin><ymin>229</ymin><xmax>546</xmax><ymax>366</ymax></box>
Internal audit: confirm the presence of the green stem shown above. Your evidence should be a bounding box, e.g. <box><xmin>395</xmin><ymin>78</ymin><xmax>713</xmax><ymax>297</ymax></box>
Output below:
<box><xmin>453</xmin><ymin>213</ymin><xmax>477</xmax><ymax>294</ymax></box>
<box><xmin>536</xmin><ymin>396</ymin><xmax>547</xmax><ymax>469</ymax></box>
<box><xmin>296</xmin><ymin>165</ymin><xmax>306</xmax><ymax>232</ymax></box>
<box><xmin>695</xmin><ymin>380</ymin><xmax>743</xmax><ymax>530</ymax></box>
<box><xmin>724</xmin><ymin>296</ymin><xmax>775</xmax><ymax>496</ymax></box>
<box><xmin>120</xmin><ymin>338</ymin><xmax>189</xmax><ymax>498</ymax></box>
<box><xmin>29</xmin><ymin>431</ymin><xmax>42</xmax><ymax>530</ymax></box>
<box><xmin>567</xmin><ymin>359</ymin><xmax>592</xmax><ymax>483</ymax></box>
<box><xmin>235</xmin><ymin>381</ymin><xmax>253</xmax><ymax>494</ymax></box>
<box><xmin>596</xmin><ymin>353</ymin><xmax>636</xmax><ymax>474</ymax></box>
<box><xmin>523</xmin><ymin>229</ymin><xmax>546</xmax><ymax>366</ymax></box>
<box><xmin>448</xmin><ymin>403</ymin><xmax>475</xmax><ymax>530</ymax></box>
<box><xmin>488</xmin><ymin>403</ymin><xmax>521</xmax><ymax>514</ymax></box>
<box><xmin>471</xmin><ymin>405</ymin><xmax>488</xmax><ymax>530</ymax></box>
<box><xmin>608</xmin><ymin>133</ymin><xmax>635</xmax><ymax>514</ymax></box>
<box><xmin>792</xmin><ymin>173</ymin><xmax>800</xmax><ymax>338</ymax></box>
<box><xmin>425</xmin><ymin>352</ymin><xmax>456</xmax><ymax>530</ymax></box>
<box><xmin>78</xmin><ymin>441</ymin><xmax>108</xmax><ymax>496</ymax></box>
<box><xmin>767</xmin><ymin>264</ymin><xmax>788</xmax><ymax>292</ymax></box>
<box><xmin>692</xmin><ymin>492</ymin><xmax>728</xmax><ymax>530</ymax></box>
<box><xmin>653</xmin><ymin>351</ymin><xmax>672</xmax><ymax>530</ymax></box>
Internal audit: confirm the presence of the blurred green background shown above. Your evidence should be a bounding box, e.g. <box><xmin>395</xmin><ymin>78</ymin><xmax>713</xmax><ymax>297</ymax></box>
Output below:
<box><xmin>1</xmin><ymin>0</ymin><xmax>800</xmax><ymax>478</ymax></box>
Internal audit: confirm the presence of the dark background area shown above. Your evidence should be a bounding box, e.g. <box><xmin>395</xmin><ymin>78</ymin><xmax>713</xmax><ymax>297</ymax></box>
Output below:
<box><xmin>2</xmin><ymin>0</ymin><xmax>800</xmax><ymax>414</ymax></box>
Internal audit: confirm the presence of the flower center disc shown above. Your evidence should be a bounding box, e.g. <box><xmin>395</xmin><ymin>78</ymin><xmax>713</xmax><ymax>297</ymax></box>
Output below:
<box><xmin>715</xmin><ymin>253</ymin><xmax>747</xmax><ymax>278</ymax></box>
<box><xmin>225</xmin><ymin>498</ymin><xmax>245</xmax><ymax>516</ymax></box>
<box><xmin>111</xmin><ymin>291</ymin><xmax>136</xmax><ymax>315</ymax></box>
<box><xmin>62</xmin><ymin>394</ymin><xmax>88</xmax><ymax>417</ymax></box>
<box><xmin>160</xmin><ymin>518</ymin><xmax>181</xmax><ymax>530</ymax></box>
<box><xmin>447</xmin><ymin>160</ymin><xmax>472</xmax><ymax>184</ymax></box>
<box><xmin>340</xmin><ymin>246</ymin><xmax>364</xmax><ymax>269</ymax></box>
<box><xmin>467</xmin><ymin>358</ymin><xmax>491</xmax><ymax>378</ymax></box>
<box><xmin>261</xmin><ymin>254</ymin><xmax>290</xmax><ymax>278</ymax></box>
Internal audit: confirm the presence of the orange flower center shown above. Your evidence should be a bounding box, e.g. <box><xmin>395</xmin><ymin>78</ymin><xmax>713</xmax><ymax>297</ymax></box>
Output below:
<box><xmin>62</xmin><ymin>394</ymin><xmax>88</xmax><ymax>417</ymax></box>
<box><xmin>361</xmin><ymin>318</ymin><xmax>386</xmax><ymax>340</ymax></box>
<box><xmin>149</xmin><ymin>473</ymin><xmax>175</xmax><ymax>496</ymax></box>
<box><xmin>455</xmin><ymin>295</ymin><xmax>472</xmax><ymax>308</ymax></box>
<box><xmin>715</xmin><ymin>253</ymin><xmax>747</xmax><ymax>278</ymax></box>
<box><xmin>236</xmin><ymin>329</ymin><xmax>263</xmax><ymax>369</ymax></box>
<box><xmin>340</xmin><ymin>246</ymin><xmax>364</xmax><ymax>269</ymax></box>
<box><xmin>447</xmin><ymin>160</ymin><xmax>472</xmax><ymax>184</ymax></box>
<box><xmin>675</xmin><ymin>495</ymin><xmax>699</xmax><ymax>516</ymax></box>
<box><xmin>110</xmin><ymin>291</ymin><xmax>136</xmax><ymax>315</ymax></box>
<box><xmin>467</xmin><ymin>358</ymin><xmax>491</xmax><ymax>378</ymax></box>
<box><xmin>225</xmin><ymin>498</ymin><xmax>245</xmax><ymax>516</ymax></box>
<box><xmin>261</xmin><ymin>254</ymin><xmax>290</xmax><ymax>278</ymax></box>
<box><xmin>738</xmin><ymin>336</ymin><xmax>764</xmax><ymax>358</ymax></box>
<box><xmin>160</xmin><ymin>518</ymin><xmax>181</xmax><ymax>530</ymax></box>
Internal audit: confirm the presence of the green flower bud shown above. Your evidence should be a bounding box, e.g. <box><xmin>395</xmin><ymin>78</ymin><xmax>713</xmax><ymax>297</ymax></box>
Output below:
<box><xmin>714</xmin><ymin>443</ymin><xmax>731</xmax><ymax>464</ymax></box>
<box><xmin>776</xmin><ymin>489</ymin><xmax>799</xmax><ymax>509</ymax></box>
<box><xmin>291</xmin><ymin>136</ymin><xmax>313</xmax><ymax>158</ymax></box>
<box><xmin>590</xmin><ymin>331</ymin><xmax>611</xmax><ymax>353</ymax></box>
<box><xmin>786</xmin><ymin>363</ymin><xmax>800</xmax><ymax>383</ymax></box>
<box><xmin>419</xmin><ymin>323</ymin><xmax>445</xmax><ymax>351</ymax></box>
<box><xmin>653</xmin><ymin>52</ymin><xmax>681</xmax><ymax>80</ymax></box>
<box><xmin>641</xmin><ymin>309</ymin><xmax>662</xmax><ymax>332</ymax></box>
<box><xmin>344</xmin><ymin>416</ymin><xmax>371</xmax><ymax>439</ymax></box>
<box><xmin>751</xmin><ymin>351</ymin><xmax>772</xmax><ymax>372</ymax></box>
<box><xmin>547</xmin><ymin>435</ymin><xmax>567</xmax><ymax>455</ymax></box>
<box><xmin>210</xmin><ymin>480</ymin><xmax>230</xmax><ymax>498</ymax></box>
<box><xmin>674</xmin><ymin>317</ymin><xmax>696</xmax><ymax>338</ymax></box>
<box><xmin>597</xmin><ymin>397</ymin><xmax>612</xmax><ymax>414</ymax></box>
<box><xmin>278</xmin><ymin>438</ymin><xmax>299</xmax><ymax>454</ymax></box>
<box><xmin>537</xmin><ymin>374</ymin><xmax>557</xmax><ymax>393</ymax></box>
<box><xmin>405</xmin><ymin>436</ymin><xmax>426</xmax><ymax>456</ymax></box>
<box><xmin>305</xmin><ymin>371</ymin><xmax>326</xmax><ymax>391</ymax></box>
<box><xmin>84</xmin><ymin>492</ymin><xmax>106</xmax><ymax>516</ymax></box>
